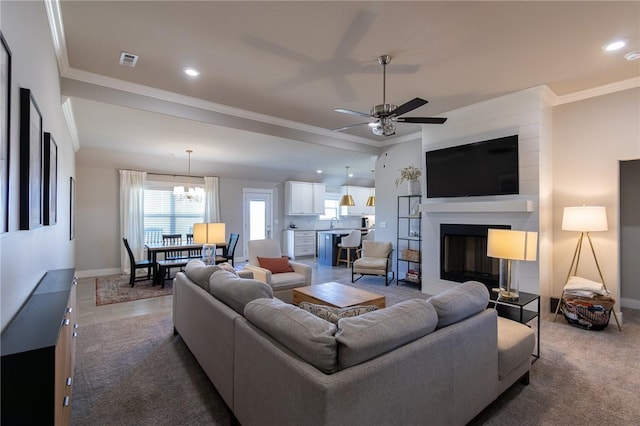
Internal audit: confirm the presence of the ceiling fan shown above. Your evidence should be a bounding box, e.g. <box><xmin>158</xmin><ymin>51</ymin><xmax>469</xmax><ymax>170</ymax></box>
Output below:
<box><xmin>333</xmin><ymin>55</ymin><xmax>447</xmax><ymax>137</ymax></box>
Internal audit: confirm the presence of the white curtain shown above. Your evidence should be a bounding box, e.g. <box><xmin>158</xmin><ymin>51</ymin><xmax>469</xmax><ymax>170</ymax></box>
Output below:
<box><xmin>120</xmin><ymin>169</ymin><xmax>147</xmax><ymax>274</ymax></box>
<box><xmin>204</xmin><ymin>176</ymin><xmax>221</xmax><ymax>222</ymax></box>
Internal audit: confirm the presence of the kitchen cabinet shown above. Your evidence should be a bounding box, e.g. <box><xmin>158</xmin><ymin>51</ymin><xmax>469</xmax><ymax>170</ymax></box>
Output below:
<box><xmin>1</xmin><ymin>268</ymin><xmax>77</xmax><ymax>426</ymax></box>
<box><xmin>285</xmin><ymin>181</ymin><xmax>326</xmax><ymax>215</ymax></box>
<box><xmin>284</xmin><ymin>230</ymin><xmax>316</xmax><ymax>259</ymax></box>
<box><xmin>339</xmin><ymin>186</ymin><xmax>375</xmax><ymax>216</ymax></box>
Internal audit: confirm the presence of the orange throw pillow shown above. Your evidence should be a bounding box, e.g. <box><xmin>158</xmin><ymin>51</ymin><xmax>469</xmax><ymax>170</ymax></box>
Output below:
<box><xmin>257</xmin><ymin>256</ymin><xmax>294</xmax><ymax>274</ymax></box>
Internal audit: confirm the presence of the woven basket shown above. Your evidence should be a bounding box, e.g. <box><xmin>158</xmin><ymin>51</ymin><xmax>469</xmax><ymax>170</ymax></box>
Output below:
<box><xmin>562</xmin><ymin>295</ymin><xmax>614</xmax><ymax>331</ymax></box>
<box><xmin>402</xmin><ymin>249</ymin><xmax>420</xmax><ymax>262</ymax></box>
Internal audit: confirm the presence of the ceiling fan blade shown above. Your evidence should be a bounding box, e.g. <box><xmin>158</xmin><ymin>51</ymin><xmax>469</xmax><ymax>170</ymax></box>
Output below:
<box><xmin>333</xmin><ymin>108</ymin><xmax>371</xmax><ymax>118</ymax></box>
<box><xmin>332</xmin><ymin>122</ymin><xmax>372</xmax><ymax>132</ymax></box>
<box><xmin>390</xmin><ymin>97</ymin><xmax>429</xmax><ymax>117</ymax></box>
<box><xmin>397</xmin><ymin>116</ymin><xmax>448</xmax><ymax>124</ymax></box>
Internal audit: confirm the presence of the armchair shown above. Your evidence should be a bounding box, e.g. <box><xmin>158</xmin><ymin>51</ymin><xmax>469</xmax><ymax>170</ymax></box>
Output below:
<box><xmin>244</xmin><ymin>239</ymin><xmax>312</xmax><ymax>303</ymax></box>
<box><xmin>352</xmin><ymin>240</ymin><xmax>395</xmax><ymax>286</ymax></box>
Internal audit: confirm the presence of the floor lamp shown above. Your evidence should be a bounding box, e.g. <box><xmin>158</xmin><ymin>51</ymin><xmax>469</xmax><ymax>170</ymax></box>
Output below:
<box><xmin>553</xmin><ymin>206</ymin><xmax>621</xmax><ymax>331</ymax></box>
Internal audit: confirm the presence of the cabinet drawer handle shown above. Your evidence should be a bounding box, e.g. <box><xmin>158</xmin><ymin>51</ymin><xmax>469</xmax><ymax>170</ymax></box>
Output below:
<box><xmin>66</xmin><ymin>377</ymin><xmax>72</xmax><ymax>386</ymax></box>
<box><xmin>74</xmin><ymin>323</ymin><xmax>79</xmax><ymax>329</ymax></box>
<box><xmin>63</xmin><ymin>396</ymin><xmax>70</xmax><ymax>407</ymax></box>
<box><xmin>66</xmin><ymin>307</ymin><xmax>73</xmax><ymax>313</ymax></box>
<box><xmin>73</xmin><ymin>332</ymin><xmax>78</xmax><ymax>338</ymax></box>
<box><xmin>63</xmin><ymin>319</ymin><xmax>70</xmax><ymax>326</ymax></box>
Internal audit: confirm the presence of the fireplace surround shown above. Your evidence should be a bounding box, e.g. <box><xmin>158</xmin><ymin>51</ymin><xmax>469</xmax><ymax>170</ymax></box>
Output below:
<box><xmin>440</xmin><ymin>224</ymin><xmax>510</xmax><ymax>287</ymax></box>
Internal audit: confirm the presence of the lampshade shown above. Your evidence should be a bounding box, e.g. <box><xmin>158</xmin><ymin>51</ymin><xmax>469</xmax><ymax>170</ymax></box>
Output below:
<box><xmin>173</xmin><ymin>149</ymin><xmax>204</xmax><ymax>201</ymax></box>
<box><xmin>340</xmin><ymin>194</ymin><xmax>355</xmax><ymax>207</ymax></box>
<box><xmin>487</xmin><ymin>229</ymin><xmax>538</xmax><ymax>261</ymax></box>
<box><xmin>193</xmin><ymin>222</ymin><xmax>226</xmax><ymax>244</ymax></box>
<box><xmin>340</xmin><ymin>166</ymin><xmax>355</xmax><ymax>206</ymax></box>
<box><xmin>365</xmin><ymin>195</ymin><xmax>375</xmax><ymax>207</ymax></box>
<box><xmin>562</xmin><ymin>206</ymin><xmax>608</xmax><ymax>232</ymax></box>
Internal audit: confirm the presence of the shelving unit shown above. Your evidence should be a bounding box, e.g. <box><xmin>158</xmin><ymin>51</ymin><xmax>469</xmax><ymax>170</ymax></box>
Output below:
<box><xmin>397</xmin><ymin>195</ymin><xmax>422</xmax><ymax>288</ymax></box>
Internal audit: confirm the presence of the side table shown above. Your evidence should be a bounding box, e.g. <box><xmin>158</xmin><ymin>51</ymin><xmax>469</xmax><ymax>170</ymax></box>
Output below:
<box><xmin>489</xmin><ymin>290</ymin><xmax>540</xmax><ymax>360</ymax></box>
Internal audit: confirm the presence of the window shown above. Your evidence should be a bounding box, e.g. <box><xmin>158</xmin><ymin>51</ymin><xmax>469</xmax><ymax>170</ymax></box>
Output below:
<box><xmin>143</xmin><ymin>180</ymin><xmax>204</xmax><ymax>244</ymax></box>
<box><xmin>320</xmin><ymin>194</ymin><xmax>340</xmax><ymax>220</ymax></box>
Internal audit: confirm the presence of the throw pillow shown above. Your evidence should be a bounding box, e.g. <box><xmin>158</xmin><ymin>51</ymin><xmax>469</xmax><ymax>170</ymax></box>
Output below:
<box><xmin>184</xmin><ymin>259</ymin><xmax>222</xmax><ymax>292</ymax></box>
<box><xmin>244</xmin><ymin>298</ymin><xmax>338</xmax><ymax>374</ymax></box>
<box><xmin>299</xmin><ymin>302</ymin><xmax>378</xmax><ymax>325</ymax></box>
<box><xmin>209</xmin><ymin>270</ymin><xmax>273</xmax><ymax>314</ymax></box>
<box><xmin>335</xmin><ymin>299</ymin><xmax>438</xmax><ymax>370</ymax></box>
<box><xmin>257</xmin><ymin>256</ymin><xmax>294</xmax><ymax>273</ymax></box>
<box><xmin>427</xmin><ymin>281</ymin><xmax>489</xmax><ymax>329</ymax></box>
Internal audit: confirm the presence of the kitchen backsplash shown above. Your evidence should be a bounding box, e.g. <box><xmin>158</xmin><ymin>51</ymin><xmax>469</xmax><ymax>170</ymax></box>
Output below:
<box><xmin>287</xmin><ymin>215</ymin><xmax>375</xmax><ymax>230</ymax></box>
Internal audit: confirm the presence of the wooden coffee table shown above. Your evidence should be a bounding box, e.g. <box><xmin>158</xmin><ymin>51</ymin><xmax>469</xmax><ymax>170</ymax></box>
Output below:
<box><xmin>293</xmin><ymin>282</ymin><xmax>386</xmax><ymax>309</ymax></box>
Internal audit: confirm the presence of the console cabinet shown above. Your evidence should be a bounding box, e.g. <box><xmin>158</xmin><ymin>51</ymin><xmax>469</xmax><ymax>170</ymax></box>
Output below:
<box><xmin>1</xmin><ymin>268</ymin><xmax>77</xmax><ymax>425</ymax></box>
<box><xmin>284</xmin><ymin>230</ymin><xmax>316</xmax><ymax>259</ymax></box>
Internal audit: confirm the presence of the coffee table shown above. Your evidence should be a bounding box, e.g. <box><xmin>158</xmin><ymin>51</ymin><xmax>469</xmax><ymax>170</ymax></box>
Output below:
<box><xmin>292</xmin><ymin>282</ymin><xmax>386</xmax><ymax>309</ymax></box>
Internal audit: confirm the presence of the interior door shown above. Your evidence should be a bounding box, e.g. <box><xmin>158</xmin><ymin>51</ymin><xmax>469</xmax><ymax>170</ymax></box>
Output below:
<box><xmin>243</xmin><ymin>188</ymin><xmax>273</xmax><ymax>259</ymax></box>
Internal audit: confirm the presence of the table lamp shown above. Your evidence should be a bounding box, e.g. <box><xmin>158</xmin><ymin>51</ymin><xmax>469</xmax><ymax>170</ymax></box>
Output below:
<box><xmin>553</xmin><ymin>206</ymin><xmax>621</xmax><ymax>330</ymax></box>
<box><xmin>487</xmin><ymin>228</ymin><xmax>538</xmax><ymax>301</ymax></box>
<box><xmin>193</xmin><ymin>222</ymin><xmax>226</xmax><ymax>264</ymax></box>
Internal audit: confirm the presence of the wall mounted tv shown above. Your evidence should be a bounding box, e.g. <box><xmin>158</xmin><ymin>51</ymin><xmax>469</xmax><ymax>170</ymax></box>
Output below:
<box><xmin>425</xmin><ymin>134</ymin><xmax>519</xmax><ymax>198</ymax></box>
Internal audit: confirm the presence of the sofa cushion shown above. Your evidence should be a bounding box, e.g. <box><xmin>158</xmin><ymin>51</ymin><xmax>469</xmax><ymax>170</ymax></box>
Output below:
<box><xmin>299</xmin><ymin>302</ymin><xmax>378</xmax><ymax>325</ymax></box>
<box><xmin>497</xmin><ymin>316</ymin><xmax>535</xmax><ymax>379</ymax></box>
<box><xmin>184</xmin><ymin>259</ymin><xmax>222</xmax><ymax>291</ymax></box>
<box><xmin>244</xmin><ymin>298</ymin><xmax>338</xmax><ymax>374</ymax></box>
<box><xmin>427</xmin><ymin>281</ymin><xmax>489</xmax><ymax>328</ymax></box>
<box><xmin>257</xmin><ymin>256</ymin><xmax>295</xmax><ymax>273</ymax></box>
<box><xmin>209</xmin><ymin>270</ymin><xmax>273</xmax><ymax>314</ymax></box>
<box><xmin>335</xmin><ymin>299</ymin><xmax>438</xmax><ymax>369</ymax></box>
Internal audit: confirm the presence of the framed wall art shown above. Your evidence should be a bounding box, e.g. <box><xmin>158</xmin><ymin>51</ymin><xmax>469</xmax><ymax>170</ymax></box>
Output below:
<box><xmin>0</xmin><ymin>32</ymin><xmax>11</xmax><ymax>233</ymax></box>
<box><xmin>43</xmin><ymin>132</ymin><xmax>57</xmax><ymax>225</ymax></box>
<box><xmin>69</xmin><ymin>176</ymin><xmax>75</xmax><ymax>240</ymax></box>
<box><xmin>19</xmin><ymin>88</ymin><xmax>43</xmax><ymax>230</ymax></box>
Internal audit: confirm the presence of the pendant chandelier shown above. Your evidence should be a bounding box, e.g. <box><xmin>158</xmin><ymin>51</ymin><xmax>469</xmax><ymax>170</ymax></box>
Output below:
<box><xmin>340</xmin><ymin>166</ymin><xmax>355</xmax><ymax>207</ymax></box>
<box><xmin>366</xmin><ymin>169</ymin><xmax>375</xmax><ymax>207</ymax></box>
<box><xmin>173</xmin><ymin>149</ymin><xmax>204</xmax><ymax>201</ymax></box>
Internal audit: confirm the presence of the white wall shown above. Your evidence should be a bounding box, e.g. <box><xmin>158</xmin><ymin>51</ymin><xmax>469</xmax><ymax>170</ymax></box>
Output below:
<box><xmin>552</xmin><ymin>88</ymin><xmax>640</xmax><ymax>309</ymax></box>
<box><xmin>418</xmin><ymin>87</ymin><xmax>553</xmax><ymax>302</ymax></box>
<box><xmin>0</xmin><ymin>2</ymin><xmax>76</xmax><ymax>330</ymax></box>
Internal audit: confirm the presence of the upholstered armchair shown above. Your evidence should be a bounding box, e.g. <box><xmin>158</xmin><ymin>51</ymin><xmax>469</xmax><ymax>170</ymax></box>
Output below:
<box><xmin>352</xmin><ymin>240</ymin><xmax>395</xmax><ymax>286</ymax></box>
<box><xmin>243</xmin><ymin>239</ymin><xmax>312</xmax><ymax>303</ymax></box>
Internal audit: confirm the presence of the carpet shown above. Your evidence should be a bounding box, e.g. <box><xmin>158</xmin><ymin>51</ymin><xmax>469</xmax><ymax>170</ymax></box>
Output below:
<box><xmin>95</xmin><ymin>274</ymin><xmax>173</xmax><ymax>306</ymax></box>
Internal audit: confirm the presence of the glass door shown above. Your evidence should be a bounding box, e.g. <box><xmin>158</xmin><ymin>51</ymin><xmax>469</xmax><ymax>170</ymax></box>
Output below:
<box><xmin>242</xmin><ymin>188</ymin><xmax>273</xmax><ymax>258</ymax></box>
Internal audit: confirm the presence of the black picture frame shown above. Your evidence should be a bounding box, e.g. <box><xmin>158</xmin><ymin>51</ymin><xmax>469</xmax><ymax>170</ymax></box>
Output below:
<box><xmin>0</xmin><ymin>32</ymin><xmax>11</xmax><ymax>233</ymax></box>
<box><xmin>19</xmin><ymin>88</ymin><xmax>43</xmax><ymax>230</ymax></box>
<box><xmin>43</xmin><ymin>132</ymin><xmax>57</xmax><ymax>225</ymax></box>
<box><xmin>69</xmin><ymin>176</ymin><xmax>75</xmax><ymax>240</ymax></box>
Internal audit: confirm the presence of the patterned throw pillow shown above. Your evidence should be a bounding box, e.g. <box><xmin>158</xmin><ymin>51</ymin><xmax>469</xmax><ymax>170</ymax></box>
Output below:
<box><xmin>299</xmin><ymin>302</ymin><xmax>378</xmax><ymax>324</ymax></box>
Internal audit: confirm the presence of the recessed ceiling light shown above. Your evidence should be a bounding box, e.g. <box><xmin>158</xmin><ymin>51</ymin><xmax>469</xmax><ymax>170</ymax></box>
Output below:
<box><xmin>316</xmin><ymin>169</ymin><xmax>323</xmax><ymax>174</ymax></box>
<box><xmin>348</xmin><ymin>173</ymin><xmax>354</xmax><ymax>178</ymax></box>
<box><xmin>624</xmin><ymin>51</ymin><xmax>640</xmax><ymax>61</ymax></box>
<box><xmin>603</xmin><ymin>39</ymin><xmax>627</xmax><ymax>51</ymax></box>
<box><xmin>183</xmin><ymin>67</ymin><xmax>200</xmax><ymax>77</ymax></box>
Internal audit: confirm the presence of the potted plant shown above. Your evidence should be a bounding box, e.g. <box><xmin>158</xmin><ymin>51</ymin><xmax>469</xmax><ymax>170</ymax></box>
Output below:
<box><xmin>395</xmin><ymin>165</ymin><xmax>422</xmax><ymax>195</ymax></box>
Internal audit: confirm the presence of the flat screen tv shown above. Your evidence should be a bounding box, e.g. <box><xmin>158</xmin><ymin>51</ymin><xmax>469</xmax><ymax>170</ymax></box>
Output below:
<box><xmin>425</xmin><ymin>135</ymin><xmax>519</xmax><ymax>198</ymax></box>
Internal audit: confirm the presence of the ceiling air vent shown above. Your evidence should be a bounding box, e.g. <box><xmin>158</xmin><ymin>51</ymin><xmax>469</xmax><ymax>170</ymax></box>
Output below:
<box><xmin>119</xmin><ymin>51</ymin><xmax>139</xmax><ymax>67</ymax></box>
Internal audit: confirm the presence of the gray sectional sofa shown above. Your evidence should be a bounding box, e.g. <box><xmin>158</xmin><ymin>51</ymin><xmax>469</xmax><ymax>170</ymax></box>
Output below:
<box><xmin>173</xmin><ymin>260</ymin><xmax>535</xmax><ymax>426</ymax></box>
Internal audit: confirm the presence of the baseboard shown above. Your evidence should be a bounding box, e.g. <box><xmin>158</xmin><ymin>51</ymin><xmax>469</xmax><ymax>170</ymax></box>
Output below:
<box><xmin>621</xmin><ymin>297</ymin><xmax>640</xmax><ymax>310</ymax></box>
<box><xmin>76</xmin><ymin>268</ymin><xmax>121</xmax><ymax>278</ymax></box>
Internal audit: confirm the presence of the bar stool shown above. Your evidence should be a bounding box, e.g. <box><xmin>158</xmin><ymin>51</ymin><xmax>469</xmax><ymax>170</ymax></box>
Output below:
<box><xmin>336</xmin><ymin>230</ymin><xmax>361</xmax><ymax>268</ymax></box>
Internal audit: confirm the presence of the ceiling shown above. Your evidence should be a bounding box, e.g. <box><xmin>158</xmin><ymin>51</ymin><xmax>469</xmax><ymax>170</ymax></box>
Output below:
<box><xmin>50</xmin><ymin>1</ymin><xmax>640</xmax><ymax>186</ymax></box>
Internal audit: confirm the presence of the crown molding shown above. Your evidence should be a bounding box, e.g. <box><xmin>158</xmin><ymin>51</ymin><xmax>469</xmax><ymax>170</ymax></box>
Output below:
<box><xmin>555</xmin><ymin>77</ymin><xmax>640</xmax><ymax>106</ymax></box>
<box><xmin>61</xmin><ymin>97</ymin><xmax>79</xmax><ymax>152</ymax></box>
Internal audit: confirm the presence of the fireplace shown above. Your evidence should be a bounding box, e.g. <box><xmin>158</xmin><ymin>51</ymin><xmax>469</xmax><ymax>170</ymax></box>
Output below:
<box><xmin>440</xmin><ymin>224</ymin><xmax>510</xmax><ymax>287</ymax></box>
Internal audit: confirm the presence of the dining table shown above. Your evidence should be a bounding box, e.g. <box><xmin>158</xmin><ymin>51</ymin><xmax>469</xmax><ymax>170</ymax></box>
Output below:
<box><xmin>145</xmin><ymin>241</ymin><xmax>228</xmax><ymax>284</ymax></box>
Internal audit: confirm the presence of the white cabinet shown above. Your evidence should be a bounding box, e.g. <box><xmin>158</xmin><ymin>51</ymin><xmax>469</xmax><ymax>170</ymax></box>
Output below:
<box><xmin>284</xmin><ymin>230</ymin><xmax>316</xmax><ymax>259</ymax></box>
<box><xmin>340</xmin><ymin>186</ymin><xmax>375</xmax><ymax>216</ymax></box>
<box><xmin>285</xmin><ymin>181</ymin><xmax>325</xmax><ymax>215</ymax></box>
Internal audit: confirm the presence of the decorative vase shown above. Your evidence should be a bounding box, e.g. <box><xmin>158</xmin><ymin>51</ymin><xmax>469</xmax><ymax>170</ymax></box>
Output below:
<box><xmin>408</xmin><ymin>180</ymin><xmax>421</xmax><ymax>196</ymax></box>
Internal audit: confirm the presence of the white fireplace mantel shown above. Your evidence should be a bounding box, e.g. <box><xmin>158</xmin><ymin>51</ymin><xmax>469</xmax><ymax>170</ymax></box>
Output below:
<box><xmin>420</xmin><ymin>199</ymin><xmax>533</xmax><ymax>213</ymax></box>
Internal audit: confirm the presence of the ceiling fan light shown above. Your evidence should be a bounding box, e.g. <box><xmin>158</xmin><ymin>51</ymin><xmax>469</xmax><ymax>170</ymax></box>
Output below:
<box><xmin>371</xmin><ymin>123</ymin><xmax>384</xmax><ymax>135</ymax></box>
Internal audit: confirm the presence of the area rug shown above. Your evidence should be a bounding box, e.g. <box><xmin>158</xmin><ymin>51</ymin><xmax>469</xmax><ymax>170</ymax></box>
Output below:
<box><xmin>95</xmin><ymin>274</ymin><xmax>172</xmax><ymax>306</ymax></box>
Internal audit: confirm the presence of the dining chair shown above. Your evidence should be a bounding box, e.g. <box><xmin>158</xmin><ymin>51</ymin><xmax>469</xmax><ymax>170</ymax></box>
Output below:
<box><xmin>162</xmin><ymin>233</ymin><xmax>184</xmax><ymax>260</ymax></box>
<box><xmin>185</xmin><ymin>233</ymin><xmax>201</xmax><ymax>258</ymax></box>
<box><xmin>336</xmin><ymin>230</ymin><xmax>361</xmax><ymax>268</ymax></box>
<box><xmin>122</xmin><ymin>237</ymin><xmax>154</xmax><ymax>287</ymax></box>
<box><xmin>215</xmin><ymin>233</ymin><xmax>239</xmax><ymax>266</ymax></box>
